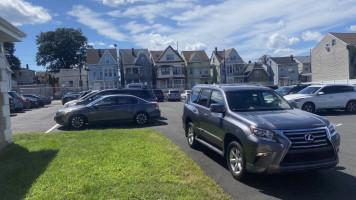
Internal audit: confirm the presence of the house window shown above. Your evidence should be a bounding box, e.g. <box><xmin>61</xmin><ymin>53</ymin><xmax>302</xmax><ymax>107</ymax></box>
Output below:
<box><xmin>100</xmin><ymin>71</ymin><xmax>103</xmax><ymax>78</ymax></box>
<box><xmin>161</xmin><ymin>67</ymin><xmax>170</xmax><ymax>75</ymax></box>
<box><xmin>104</xmin><ymin>69</ymin><xmax>108</xmax><ymax>77</ymax></box>
<box><xmin>332</xmin><ymin>39</ymin><xmax>336</xmax><ymax>46</ymax></box>
<box><xmin>109</xmin><ymin>69</ymin><xmax>112</xmax><ymax>77</ymax></box>
<box><xmin>190</xmin><ymin>68</ymin><xmax>193</xmax><ymax>75</ymax></box>
<box><xmin>205</xmin><ymin>68</ymin><xmax>209</xmax><ymax>75</ymax></box>
<box><xmin>69</xmin><ymin>81</ymin><xmax>74</xmax><ymax>87</ymax></box>
<box><xmin>133</xmin><ymin>68</ymin><xmax>139</xmax><ymax>74</ymax></box>
<box><xmin>141</xmin><ymin>55</ymin><xmax>145</xmax><ymax>62</ymax></box>
<box><xmin>326</xmin><ymin>44</ymin><xmax>330</xmax><ymax>51</ymax></box>
<box><xmin>173</xmin><ymin>67</ymin><xmax>181</xmax><ymax>75</ymax></box>
<box><xmin>125</xmin><ymin>68</ymin><xmax>132</xmax><ymax>75</ymax></box>
<box><xmin>280</xmin><ymin>68</ymin><xmax>283</xmax><ymax>71</ymax></box>
<box><xmin>255</xmin><ymin>70</ymin><xmax>261</xmax><ymax>77</ymax></box>
<box><xmin>166</xmin><ymin>54</ymin><xmax>174</xmax><ymax>60</ymax></box>
<box><xmin>93</xmin><ymin>72</ymin><xmax>96</xmax><ymax>79</ymax></box>
<box><xmin>113</xmin><ymin>71</ymin><xmax>116</xmax><ymax>76</ymax></box>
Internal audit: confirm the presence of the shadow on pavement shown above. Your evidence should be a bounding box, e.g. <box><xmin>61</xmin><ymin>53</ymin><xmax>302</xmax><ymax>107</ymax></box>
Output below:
<box><xmin>316</xmin><ymin>109</ymin><xmax>356</xmax><ymax>116</ymax></box>
<box><xmin>57</xmin><ymin>117</ymin><xmax>169</xmax><ymax>131</ymax></box>
<box><xmin>0</xmin><ymin>143</ymin><xmax>58</xmax><ymax>200</ymax></box>
<box><xmin>197</xmin><ymin>146</ymin><xmax>356</xmax><ymax>200</ymax></box>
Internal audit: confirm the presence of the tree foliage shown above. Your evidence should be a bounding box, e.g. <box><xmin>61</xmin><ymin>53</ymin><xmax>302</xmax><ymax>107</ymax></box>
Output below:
<box><xmin>4</xmin><ymin>42</ymin><xmax>21</xmax><ymax>70</ymax></box>
<box><xmin>36</xmin><ymin>28</ymin><xmax>88</xmax><ymax>73</ymax></box>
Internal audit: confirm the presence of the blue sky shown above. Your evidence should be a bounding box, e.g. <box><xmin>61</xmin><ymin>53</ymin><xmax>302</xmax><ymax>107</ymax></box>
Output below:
<box><xmin>1</xmin><ymin>0</ymin><xmax>356</xmax><ymax>72</ymax></box>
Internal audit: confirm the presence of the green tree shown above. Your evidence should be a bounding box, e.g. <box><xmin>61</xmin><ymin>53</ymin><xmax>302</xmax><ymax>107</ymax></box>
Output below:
<box><xmin>36</xmin><ymin>28</ymin><xmax>89</xmax><ymax>73</ymax></box>
<box><xmin>4</xmin><ymin>42</ymin><xmax>21</xmax><ymax>70</ymax></box>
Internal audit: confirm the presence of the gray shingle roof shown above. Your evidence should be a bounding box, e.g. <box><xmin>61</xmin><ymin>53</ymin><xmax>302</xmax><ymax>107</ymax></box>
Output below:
<box><xmin>270</xmin><ymin>56</ymin><xmax>297</xmax><ymax>65</ymax></box>
<box><xmin>119</xmin><ymin>48</ymin><xmax>149</xmax><ymax>65</ymax></box>
<box><xmin>181</xmin><ymin>50</ymin><xmax>210</xmax><ymax>62</ymax></box>
<box><xmin>330</xmin><ymin>32</ymin><xmax>356</xmax><ymax>45</ymax></box>
<box><xmin>86</xmin><ymin>49</ymin><xmax>117</xmax><ymax>64</ymax></box>
<box><xmin>294</xmin><ymin>56</ymin><xmax>310</xmax><ymax>64</ymax></box>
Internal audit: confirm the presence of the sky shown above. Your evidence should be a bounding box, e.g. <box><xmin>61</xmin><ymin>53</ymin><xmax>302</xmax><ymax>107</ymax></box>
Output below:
<box><xmin>1</xmin><ymin>0</ymin><xmax>356</xmax><ymax>72</ymax></box>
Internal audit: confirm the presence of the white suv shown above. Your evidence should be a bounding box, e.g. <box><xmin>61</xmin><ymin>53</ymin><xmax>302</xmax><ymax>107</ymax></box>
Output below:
<box><xmin>284</xmin><ymin>84</ymin><xmax>356</xmax><ymax>113</ymax></box>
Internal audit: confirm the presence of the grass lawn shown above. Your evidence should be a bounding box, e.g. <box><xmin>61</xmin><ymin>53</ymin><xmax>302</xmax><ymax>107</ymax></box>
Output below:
<box><xmin>0</xmin><ymin>129</ymin><xmax>231</xmax><ymax>200</ymax></box>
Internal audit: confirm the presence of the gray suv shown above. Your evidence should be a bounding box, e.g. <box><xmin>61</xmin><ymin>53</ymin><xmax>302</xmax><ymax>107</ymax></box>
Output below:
<box><xmin>182</xmin><ymin>84</ymin><xmax>340</xmax><ymax>180</ymax></box>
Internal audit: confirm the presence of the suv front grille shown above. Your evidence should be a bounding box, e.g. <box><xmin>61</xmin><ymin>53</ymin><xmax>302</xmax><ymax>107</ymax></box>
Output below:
<box><xmin>282</xmin><ymin>129</ymin><xmax>329</xmax><ymax>150</ymax></box>
<box><xmin>280</xmin><ymin>128</ymin><xmax>336</xmax><ymax>166</ymax></box>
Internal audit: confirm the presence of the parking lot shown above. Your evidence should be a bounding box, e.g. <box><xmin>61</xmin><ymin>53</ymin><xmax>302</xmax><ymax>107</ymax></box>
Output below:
<box><xmin>10</xmin><ymin>100</ymin><xmax>356</xmax><ymax>200</ymax></box>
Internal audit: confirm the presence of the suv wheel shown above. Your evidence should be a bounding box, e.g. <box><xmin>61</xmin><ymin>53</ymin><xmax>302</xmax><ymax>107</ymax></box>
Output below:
<box><xmin>227</xmin><ymin>141</ymin><xmax>246</xmax><ymax>181</ymax></box>
<box><xmin>135</xmin><ymin>112</ymin><xmax>148</xmax><ymax>125</ymax></box>
<box><xmin>302</xmin><ymin>102</ymin><xmax>315</xmax><ymax>113</ymax></box>
<box><xmin>186</xmin><ymin>122</ymin><xmax>198</xmax><ymax>148</ymax></box>
<box><xmin>70</xmin><ymin>115</ymin><xmax>86</xmax><ymax>129</ymax></box>
<box><xmin>346</xmin><ymin>101</ymin><xmax>356</xmax><ymax>113</ymax></box>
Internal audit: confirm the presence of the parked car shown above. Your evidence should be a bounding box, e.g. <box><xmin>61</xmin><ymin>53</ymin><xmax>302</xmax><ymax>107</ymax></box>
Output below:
<box><xmin>153</xmin><ymin>89</ymin><xmax>164</xmax><ymax>102</ymax></box>
<box><xmin>182</xmin><ymin>84</ymin><xmax>340</xmax><ymax>180</ymax></box>
<box><xmin>21</xmin><ymin>95</ymin><xmax>39</xmax><ymax>108</ymax></box>
<box><xmin>275</xmin><ymin>84</ymin><xmax>310</xmax><ymax>96</ymax></box>
<box><xmin>164</xmin><ymin>90</ymin><xmax>180</xmax><ymax>101</ymax></box>
<box><xmin>9</xmin><ymin>97</ymin><xmax>15</xmax><ymax>112</ymax></box>
<box><xmin>181</xmin><ymin>90</ymin><xmax>191</xmax><ymax>100</ymax></box>
<box><xmin>126</xmin><ymin>83</ymin><xmax>145</xmax><ymax>88</ymax></box>
<box><xmin>8</xmin><ymin>91</ymin><xmax>27</xmax><ymax>109</ymax></box>
<box><xmin>62</xmin><ymin>93</ymin><xmax>78</xmax><ymax>105</ymax></box>
<box><xmin>64</xmin><ymin>89</ymin><xmax>157</xmax><ymax>108</ymax></box>
<box><xmin>64</xmin><ymin>91</ymin><xmax>99</xmax><ymax>108</ymax></box>
<box><xmin>22</xmin><ymin>94</ymin><xmax>45</xmax><ymax>107</ymax></box>
<box><xmin>284</xmin><ymin>84</ymin><xmax>356</xmax><ymax>113</ymax></box>
<box><xmin>9</xmin><ymin>96</ymin><xmax>23</xmax><ymax>111</ymax></box>
<box><xmin>55</xmin><ymin>94</ymin><xmax>161</xmax><ymax>129</ymax></box>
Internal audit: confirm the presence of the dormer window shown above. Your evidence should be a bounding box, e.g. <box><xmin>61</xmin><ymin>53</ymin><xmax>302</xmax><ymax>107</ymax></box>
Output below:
<box><xmin>166</xmin><ymin>54</ymin><xmax>174</xmax><ymax>61</ymax></box>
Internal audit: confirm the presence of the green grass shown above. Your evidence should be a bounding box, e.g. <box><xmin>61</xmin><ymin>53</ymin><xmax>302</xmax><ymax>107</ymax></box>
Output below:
<box><xmin>0</xmin><ymin>129</ymin><xmax>231</xmax><ymax>200</ymax></box>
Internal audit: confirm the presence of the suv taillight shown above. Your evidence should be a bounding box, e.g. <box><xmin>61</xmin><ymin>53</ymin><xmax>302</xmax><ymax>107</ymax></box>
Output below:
<box><xmin>151</xmin><ymin>99</ymin><xmax>158</xmax><ymax>102</ymax></box>
<box><xmin>153</xmin><ymin>104</ymin><xmax>159</xmax><ymax>109</ymax></box>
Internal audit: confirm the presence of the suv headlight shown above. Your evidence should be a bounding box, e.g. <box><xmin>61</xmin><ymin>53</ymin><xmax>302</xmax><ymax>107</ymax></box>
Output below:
<box><xmin>250</xmin><ymin>126</ymin><xmax>276</xmax><ymax>142</ymax></box>
<box><xmin>294</xmin><ymin>98</ymin><xmax>304</xmax><ymax>102</ymax></box>
<box><xmin>328</xmin><ymin>122</ymin><xmax>337</xmax><ymax>137</ymax></box>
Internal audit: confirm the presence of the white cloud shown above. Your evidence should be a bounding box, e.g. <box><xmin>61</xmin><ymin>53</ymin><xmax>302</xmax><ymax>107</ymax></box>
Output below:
<box><xmin>185</xmin><ymin>42</ymin><xmax>207</xmax><ymax>50</ymax></box>
<box><xmin>302</xmin><ymin>31</ymin><xmax>323</xmax><ymax>41</ymax></box>
<box><xmin>0</xmin><ymin>0</ymin><xmax>51</xmax><ymax>26</ymax></box>
<box><xmin>289</xmin><ymin>37</ymin><xmax>300</xmax><ymax>45</ymax></box>
<box><xmin>132</xmin><ymin>33</ymin><xmax>176</xmax><ymax>50</ymax></box>
<box><xmin>349</xmin><ymin>25</ymin><xmax>356</xmax><ymax>31</ymax></box>
<box><xmin>266</xmin><ymin>33</ymin><xmax>300</xmax><ymax>49</ymax></box>
<box><xmin>100</xmin><ymin>0</ymin><xmax>155</xmax><ymax>7</ymax></box>
<box><xmin>123</xmin><ymin>21</ymin><xmax>172</xmax><ymax>34</ymax></box>
<box><xmin>67</xmin><ymin>5</ymin><xmax>127</xmax><ymax>41</ymax></box>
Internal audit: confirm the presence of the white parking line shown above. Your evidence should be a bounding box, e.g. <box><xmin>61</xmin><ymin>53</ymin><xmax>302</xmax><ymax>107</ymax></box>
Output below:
<box><xmin>46</xmin><ymin>124</ymin><xmax>59</xmax><ymax>133</ymax></box>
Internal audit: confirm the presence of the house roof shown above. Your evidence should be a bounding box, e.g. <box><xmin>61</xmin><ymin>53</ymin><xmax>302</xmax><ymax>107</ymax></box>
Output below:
<box><xmin>244</xmin><ymin>62</ymin><xmax>267</xmax><ymax>76</ymax></box>
<box><xmin>86</xmin><ymin>49</ymin><xmax>117</xmax><ymax>64</ymax></box>
<box><xmin>212</xmin><ymin>50</ymin><xmax>225</xmax><ymax>63</ymax></box>
<box><xmin>181</xmin><ymin>50</ymin><xmax>210</xmax><ymax>62</ymax></box>
<box><xmin>119</xmin><ymin>48</ymin><xmax>149</xmax><ymax>64</ymax></box>
<box><xmin>294</xmin><ymin>56</ymin><xmax>310</xmax><ymax>64</ymax></box>
<box><xmin>270</xmin><ymin>56</ymin><xmax>297</xmax><ymax>65</ymax></box>
<box><xmin>150</xmin><ymin>51</ymin><xmax>163</xmax><ymax>63</ymax></box>
<box><xmin>329</xmin><ymin>32</ymin><xmax>356</xmax><ymax>45</ymax></box>
<box><xmin>0</xmin><ymin>17</ymin><xmax>26</xmax><ymax>42</ymax></box>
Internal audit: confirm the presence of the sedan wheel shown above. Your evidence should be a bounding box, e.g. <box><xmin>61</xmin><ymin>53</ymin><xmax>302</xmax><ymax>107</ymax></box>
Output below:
<box><xmin>136</xmin><ymin>112</ymin><xmax>148</xmax><ymax>125</ymax></box>
<box><xmin>346</xmin><ymin>101</ymin><xmax>356</xmax><ymax>113</ymax></box>
<box><xmin>187</xmin><ymin>122</ymin><xmax>198</xmax><ymax>148</ymax></box>
<box><xmin>70</xmin><ymin>115</ymin><xmax>85</xmax><ymax>129</ymax></box>
<box><xmin>302</xmin><ymin>102</ymin><xmax>315</xmax><ymax>113</ymax></box>
<box><xmin>227</xmin><ymin>141</ymin><xmax>246</xmax><ymax>180</ymax></box>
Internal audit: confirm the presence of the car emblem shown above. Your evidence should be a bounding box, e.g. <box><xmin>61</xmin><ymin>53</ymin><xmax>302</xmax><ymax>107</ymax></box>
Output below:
<box><xmin>304</xmin><ymin>134</ymin><xmax>314</xmax><ymax>143</ymax></box>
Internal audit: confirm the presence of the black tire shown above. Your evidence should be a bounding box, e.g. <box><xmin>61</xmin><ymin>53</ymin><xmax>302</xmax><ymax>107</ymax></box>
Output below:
<box><xmin>302</xmin><ymin>102</ymin><xmax>315</xmax><ymax>113</ymax></box>
<box><xmin>186</xmin><ymin>122</ymin><xmax>198</xmax><ymax>148</ymax></box>
<box><xmin>70</xmin><ymin>115</ymin><xmax>86</xmax><ymax>129</ymax></box>
<box><xmin>346</xmin><ymin>100</ymin><xmax>356</xmax><ymax>113</ymax></box>
<box><xmin>226</xmin><ymin>141</ymin><xmax>246</xmax><ymax>181</ymax></box>
<box><xmin>135</xmin><ymin>112</ymin><xmax>148</xmax><ymax>125</ymax></box>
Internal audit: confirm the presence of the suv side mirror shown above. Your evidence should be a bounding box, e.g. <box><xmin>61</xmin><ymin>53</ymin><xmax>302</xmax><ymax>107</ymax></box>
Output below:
<box><xmin>210</xmin><ymin>104</ymin><xmax>225</xmax><ymax>113</ymax></box>
<box><xmin>317</xmin><ymin>92</ymin><xmax>324</xmax><ymax>95</ymax></box>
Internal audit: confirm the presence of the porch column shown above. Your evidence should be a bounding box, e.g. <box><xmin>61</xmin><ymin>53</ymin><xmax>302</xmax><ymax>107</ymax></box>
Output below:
<box><xmin>0</xmin><ymin>42</ymin><xmax>12</xmax><ymax>149</ymax></box>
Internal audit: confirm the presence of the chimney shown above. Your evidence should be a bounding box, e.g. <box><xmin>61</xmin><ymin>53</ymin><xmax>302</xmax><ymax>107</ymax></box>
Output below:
<box><xmin>290</xmin><ymin>55</ymin><xmax>294</xmax><ymax>61</ymax></box>
<box><xmin>26</xmin><ymin>64</ymin><xmax>29</xmax><ymax>69</ymax></box>
<box><xmin>215</xmin><ymin>47</ymin><xmax>217</xmax><ymax>55</ymax></box>
<box><xmin>132</xmin><ymin>48</ymin><xmax>135</xmax><ymax>56</ymax></box>
<box><xmin>248</xmin><ymin>60</ymin><xmax>251</xmax><ymax>64</ymax></box>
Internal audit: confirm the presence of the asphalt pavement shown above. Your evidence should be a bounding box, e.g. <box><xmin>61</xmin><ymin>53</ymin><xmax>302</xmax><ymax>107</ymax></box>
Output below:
<box><xmin>10</xmin><ymin>100</ymin><xmax>356</xmax><ymax>200</ymax></box>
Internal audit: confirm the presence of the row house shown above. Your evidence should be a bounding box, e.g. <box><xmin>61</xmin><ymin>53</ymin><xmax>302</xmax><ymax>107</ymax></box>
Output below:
<box><xmin>119</xmin><ymin>48</ymin><xmax>153</xmax><ymax>88</ymax></box>
<box><xmin>150</xmin><ymin>46</ymin><xmax>185</xmax><ymax>91</ymax></box>
<box><xmin>311</xmin><ymin>32</ymin><xmax>356</xmax><ymax>82</ymax></box>
<box><xmin>54</xmin><ymin>68</ymin><xmax>88</xmax><ymax>92</ymax></box>
<box><xmin>86</xmin><ymin>49</ymin><xmax>119</xmax><ymax>90</ymax></box>
<box><xmin>181</xmin><ymin>50</ymin><xmax>211</xmax><ymax>89</ymax></box>
<box><xmin>294</xmin><ymin>56</ymin><xmax>311</xmax><ymax>83</ymax></box>
<box><xmin>261</xmin><ymin>55</ymin><xmax>299</xmax><ymax>86</ymax></box>
<box><xmin>210</xmin><ymin>47</ymin><xmax>245</xmax><ymax>84</ymax></box>
<box><xmin>244</xmin><ymin>62</ymin><xmax>270</xmax><ymax>85</ymax></box>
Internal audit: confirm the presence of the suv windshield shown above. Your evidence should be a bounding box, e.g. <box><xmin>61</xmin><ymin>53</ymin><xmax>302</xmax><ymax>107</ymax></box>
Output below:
<box><xmin>298</xmin><ymin>87</ymin><xmax>321</xmax><ymax>94</ymax></box>
<box><xmin>226</xmin><ymin>90</ymin><xmax>291</xmax><ymax>111</ymax></box>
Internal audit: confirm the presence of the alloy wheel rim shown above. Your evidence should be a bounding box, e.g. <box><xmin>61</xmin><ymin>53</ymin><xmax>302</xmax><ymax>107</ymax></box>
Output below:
<box><xmin>348</xmin><ymin>102</ymin><xmax>356</xmax><ymax>112</ymax></box>
<box><xmin>229</xmin><ymin>147</ymin><xmax>242</xmax><ymax>175</ymax></box>
<box><xmin>136</xmin><ymin>114</ymin><xmax>147</xmax><ymax>124</ymax></box>
<box><xmin>305</xmin><ymin>104</ymin><xmax>313</xmax><ymax>112</ymax></box>
<box><xmin>188</xmin><ymin>126</ymin><xmax>194</xmax><ymax>145</ymax></box>
<box><xmin>72</xmin><ymin>117</ymin><xmax>83</xmax><ymax>128</ymax></box>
